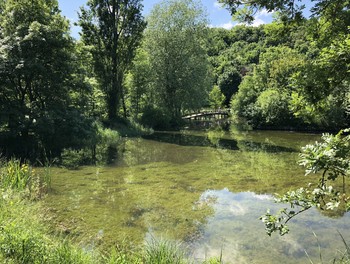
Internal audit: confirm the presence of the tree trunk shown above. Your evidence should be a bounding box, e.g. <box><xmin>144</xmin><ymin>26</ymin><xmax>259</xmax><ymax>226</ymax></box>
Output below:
<box><xmin>121</xmin><ymin>85</ymin><xmax>127</xmax><ymax>119</ymax></box>
<box><xmin>108</xmin><ymin>0</ymin><xmax>120</xmax><ymax>123</ymax></box>
<box><xmin>107</xmin><ymin>90</ymin><xmax>118</xmax><ymax>121</ymax></box>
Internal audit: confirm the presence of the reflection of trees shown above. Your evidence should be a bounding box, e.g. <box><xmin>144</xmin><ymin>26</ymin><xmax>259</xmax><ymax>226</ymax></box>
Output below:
<box><xmin>118</xmin><ymin>137</ymin><xmax>199</xmax><ymax>166</ymax></box>
<box><xmin>207</xmin><ymin>128</ymin><xmax>225</xmax><ymax>146</ymax></box>
<box><xmin>236</xmin><ymin>140</ymin><xmax>296</xmax><ymax>153</ymax></box>
<box><xmin>119</xmin><ymin>138</ymin><xmax>152</xmax><ymax>166</ymax></box>
<box><xmin>145</xmin><ymin>131</ymin><xmax>296</xmax><ymax>153</ymax></box>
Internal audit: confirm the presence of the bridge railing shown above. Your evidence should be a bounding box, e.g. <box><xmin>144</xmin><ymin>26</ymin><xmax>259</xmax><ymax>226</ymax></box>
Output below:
<box><xmin>182</xmin><ymin>108</ymin><xmax>230</xmax><ymax>119</ymax></box>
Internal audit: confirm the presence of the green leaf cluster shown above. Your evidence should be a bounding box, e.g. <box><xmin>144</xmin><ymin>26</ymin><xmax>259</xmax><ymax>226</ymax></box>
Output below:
<box><xmin>125</xmin><ymin>0</ymin><xmax>212</xmax><ymax>128</ymax></box>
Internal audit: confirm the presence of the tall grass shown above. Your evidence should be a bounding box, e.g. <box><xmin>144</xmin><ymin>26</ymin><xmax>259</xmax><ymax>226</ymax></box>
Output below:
<box><xmin>0</xmin><ymin>186</ymin><xmax>107</xmax><ymax>264</ymax></box>
<box><xmin>0</xmin><ymin>159</ymin><xmax>32</xmax><ymax>190</ymax></box>
<box><xmin>0</xmin><ymin>158</ymin><xmax>51</xmax><ymax>199</ymax></box>
<box><xmin>144</xmin><ymin>239</ymin><xmax>187</xmax><ymax>264</ymax></box>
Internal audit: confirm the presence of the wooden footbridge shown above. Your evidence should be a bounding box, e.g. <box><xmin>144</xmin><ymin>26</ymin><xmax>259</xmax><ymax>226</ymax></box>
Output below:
<box><xmin>182</xmin><ymin>109</ymin><xmax>229</xmax><ymax>120</ymax></box>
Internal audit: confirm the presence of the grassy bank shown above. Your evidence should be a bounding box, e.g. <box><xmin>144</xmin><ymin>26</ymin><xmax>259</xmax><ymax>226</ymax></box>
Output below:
<box><xmin>0</xmin><ymin>159</ymin><xmax>221</xmax><ymax>264</ymax></box>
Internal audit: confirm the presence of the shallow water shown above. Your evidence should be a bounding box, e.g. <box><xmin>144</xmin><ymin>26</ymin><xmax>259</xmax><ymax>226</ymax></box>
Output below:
<box><xmin>44</xmin><ymin>130</ymin><xmax>350</xmax><ymax>263</ymax></box>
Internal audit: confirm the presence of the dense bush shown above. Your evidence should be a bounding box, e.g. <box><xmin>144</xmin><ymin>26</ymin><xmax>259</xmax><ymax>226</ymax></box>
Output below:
<box><xmin>140</xmin><ymin>106</ymin><xmax>171</xmax><ymax>130</ymax></box>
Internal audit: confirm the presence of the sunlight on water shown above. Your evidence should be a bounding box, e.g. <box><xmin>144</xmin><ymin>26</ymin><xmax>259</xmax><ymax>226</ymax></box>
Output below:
<box><xmin>43</xmin><ymin>130</ymin><xmax>350</xmax><ymax>263</ymax></box>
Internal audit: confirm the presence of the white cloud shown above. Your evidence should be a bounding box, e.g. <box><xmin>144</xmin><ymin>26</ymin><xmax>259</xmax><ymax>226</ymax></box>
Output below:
<box><xmin>219</xmin><ymin>21</ymin><xmax>235</xmax><ymax>30</ymax></box>
<box><xmin>210</xmin><ymin>8</ymin><xmax>274</xmax><ymax>30</ymax></box>
<box><xmin>249</xmin><ymin>9</ymin><xmax>275</xmax><ymax>27</ymax></box>
<box><xmin>208</xmin><ymin>21</ymin><xmax>236</xmax><ymax>30</ymax></box>
<box><xmin>251</xmin><ymin>17</ymin><xmax>265</xmax><ymax>27</ymax></box>
<box><xmin>213</xmin><ymin>1</ymin><xmax>223</xmax><ymax>9</ymax></box>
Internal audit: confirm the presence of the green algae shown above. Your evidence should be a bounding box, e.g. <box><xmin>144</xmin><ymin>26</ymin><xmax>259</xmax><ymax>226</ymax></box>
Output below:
<box><xmin>42</xmin><ymin>130</ymin><xmax>350</xmax><ymax>263</ymax></box>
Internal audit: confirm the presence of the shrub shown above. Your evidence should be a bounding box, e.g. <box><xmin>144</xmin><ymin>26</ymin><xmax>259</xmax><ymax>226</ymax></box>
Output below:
<box><xmin>140</xmin><ymin>106</ymin><xmax>171</xmax><ymax>130</ymax></box>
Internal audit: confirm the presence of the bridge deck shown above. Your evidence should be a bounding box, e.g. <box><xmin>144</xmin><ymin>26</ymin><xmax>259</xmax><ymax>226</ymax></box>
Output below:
<box><xmin>182</xmin><ymin>109</ymin><xmax>229</xmax><ymax>120</ymax></box>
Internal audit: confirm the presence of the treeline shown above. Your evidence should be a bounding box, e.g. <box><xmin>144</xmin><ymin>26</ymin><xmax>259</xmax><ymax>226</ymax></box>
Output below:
<box><xmin>0</xmin><ymin>0</ymin><xmax>213</xmax><ymax>161</ymax></box>
<box><xmin>0</xmin><ymin>0</ymin><xmax>349</xmax><ymax>161</ymax></box>
<box><xmin>207</xmin><ymin>16</ymin><xmax>350</xmax><ymax>130</ymax></box>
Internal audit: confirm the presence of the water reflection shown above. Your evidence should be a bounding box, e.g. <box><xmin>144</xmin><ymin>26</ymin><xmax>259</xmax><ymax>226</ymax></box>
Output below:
<box><xmin>143</xmin><ymin>131</ymin><xmax>296</xmax><ymax>153</ymax></box>
<box><xmin>191</xmin><ymin>189</ymin><xmax>350</xmax><ymax>264</ymax></box>
<box><xmin>44</xmin><ymin>130</ymin><xmax>350</xmax><ymax>263</ymax></box>
<box><xmin>116</xmin><ymin>137</ymin><xmax>201</xmax><ymax>166</ymax></box>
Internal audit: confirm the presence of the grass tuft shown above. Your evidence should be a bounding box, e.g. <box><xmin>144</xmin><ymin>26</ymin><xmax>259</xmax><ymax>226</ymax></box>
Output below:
<box><xmin>144</xmin><ymin>238</ymin><xmax>188</xmax><ymax>264</ymax></box>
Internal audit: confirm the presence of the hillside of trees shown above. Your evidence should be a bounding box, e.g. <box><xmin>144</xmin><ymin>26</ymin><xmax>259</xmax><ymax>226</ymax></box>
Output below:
<box><xmin>0</xmin><ymin>0</ymin><xmax>349</xmax><ymax>161</ymax></box>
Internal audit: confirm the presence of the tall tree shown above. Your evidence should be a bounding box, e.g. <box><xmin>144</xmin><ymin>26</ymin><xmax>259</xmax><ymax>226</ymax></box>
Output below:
<box><xmin>78</xmin><ymin>0</ymin><xmax>146</xmax><ymax>122</ymax></box>
<box><xmin>144</xmin><ymin>0</ymin><xmax>211</xmax><ymax>125</ymax></box>
<box><xmin>0</xmin><ymin>0</ymin><xmax>94</xmax><ymax>158</ymax></box>
<box><xmin>124</xmin><ymin>47</ymin><xmax>152</xmax><ymax>119</ymax></box>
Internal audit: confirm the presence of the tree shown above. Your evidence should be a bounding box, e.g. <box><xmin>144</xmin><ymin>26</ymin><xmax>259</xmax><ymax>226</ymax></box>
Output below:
<box><xmin>144</xmin><ymin>0</ymin><xmax>212</xmax><ymax>126</ymax></box>
<box><xmin>0</xmin><ymin>0</ymin><xmax>95</xmax><ymax>159</ymax></box>
<box><xmin>78</xmin><ymin>0</ymin><xmax>146</xmax><ymax>122</ymax></box>
<box><xmin>124</xmin><ymin>47</ymin><xmax>152</xmax><ymax>119</ymax></box>
<box><xmin>230</xmin><ymin>46</ymin><xmax>305</xmax><ymax>128</ymax></box>
<box><xmin>217</xmin><ymin>66</ymin><xmax>241</xmax><ymax>106</ymax></box>
<box><xmin>209</xmin><ymin>85</ymin><xmax>226</xmax><ymax>109</ymax></box>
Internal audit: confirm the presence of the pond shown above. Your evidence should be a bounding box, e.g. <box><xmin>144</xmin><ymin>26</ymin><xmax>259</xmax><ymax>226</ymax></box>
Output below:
<box><xmin>43</xmin><ymin>129</ymin><xmax>350</xmax><ymax>263</ymax></box>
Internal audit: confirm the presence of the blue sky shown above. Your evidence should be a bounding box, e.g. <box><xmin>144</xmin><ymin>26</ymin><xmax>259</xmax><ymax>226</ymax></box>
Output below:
<box><xmin>57</xmin><ymin>0</ymin><xmax>310</xmax><ymax>38</ymax></box>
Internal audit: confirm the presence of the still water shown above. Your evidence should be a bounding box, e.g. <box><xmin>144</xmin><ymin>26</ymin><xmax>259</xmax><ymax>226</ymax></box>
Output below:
<box><xmin>44</xmin><ymin>130</ymin><xmax>350</xmax><ymax>263</ymax></box>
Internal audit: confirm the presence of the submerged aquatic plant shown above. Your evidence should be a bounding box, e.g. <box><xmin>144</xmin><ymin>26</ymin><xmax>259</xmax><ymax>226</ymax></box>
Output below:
<box><xmin>0</xmin><ymin>158</ymin><xmax>230</xmax><ymax>264</ymax></box>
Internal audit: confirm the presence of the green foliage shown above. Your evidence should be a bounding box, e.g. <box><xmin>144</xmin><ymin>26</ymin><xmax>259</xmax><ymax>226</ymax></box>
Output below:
<box><xmin>203</xmin><ymin>259</ymin><xmax>223</xmax><ymax>264</ymax></box>
<box><xmin>300</xmin><ymin>130</ymin><xmax>350</xmax><ymax>181</ymax></box>
<box><xmin>0</xmin><ymin>159</ymin><xmax>51</xmax><ymax>199</ymax></box>
<box><xmin>230</xmin><ymin>45</ymin><xmax>332</xmax><ymax>129</ymax></box>
<box><xmin>256</xmin><ymin>89</ymin><xmax>290</xmax><ymax>125</ymax></box>
<box><xmin>61</xmin><ymin>124</ymin><xmax>121</xmax><ymax>168</ymax></box>
<box><xmin>144</xmin><ymin>0</ymin><xmax>212</xmax><ymax>124</ymax></box>
<box><xmin>0</xmin><ymin>192</ymin><xmax>97</xmax><ymax>263</ymax></box>
<box><xmin>140</xmin><ymin>106</ymin><xmax>171</xmax><ymax>130</ymax></box>
<box><xmin>261</xmin><ymin>129</ymin><xmax>350</xmax><ymax>236</ymax></box>
<box><xmin>0</xmin><ymin>159</ymin><xmax>32</xmax><ymax>191</ymax></box>
<box><xmin>217</xmin><ymin>0</ymin><xmax>350</xmax><ymax>24</ymax></box>
<box><xmin>0</xmin><ymin>0</ymin><xmax>97</xmax><ymax>160</ymax></box>
<box><xmin>217</xmin><ymin>67</ymin><xmax>241</xmax><ymax>106</ymax></box>
<box><xmin>209</xmin><ymin>85</ymin><xmax>226</xmax><ymax>109</ymax></box>
<box><xmin>61</xmin><ymin>149</ymin><xmax>88</xmax><ymax>170</ymax></box>
<box><xmin>209</xmin><ymin>12</ymin><xmax>349</xmax><ymax>130</ymax></box>
<box><xmin>125</xmin><ymin>48</ymin><xmax>152</xmax><ymax>119</ymax></box>
<box><xmin>78</xmin><ymin>0</ymin><xmax>146</xmax><ymax>121</ymax></box>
